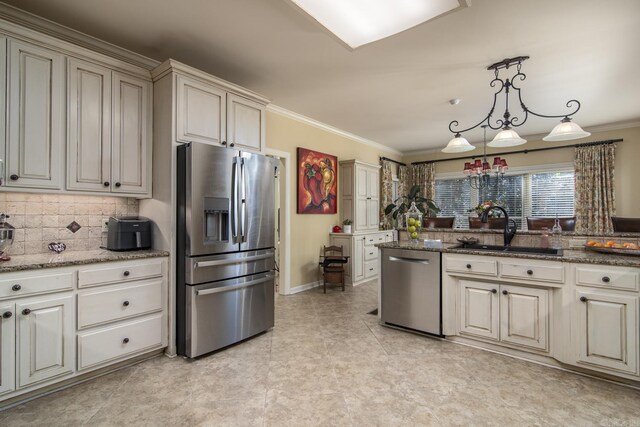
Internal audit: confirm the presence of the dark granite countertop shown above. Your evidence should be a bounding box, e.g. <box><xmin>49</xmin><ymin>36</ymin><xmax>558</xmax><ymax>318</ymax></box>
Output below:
<box><xmin>0</xmin><ymin>249</ymin><xmax>169</xmax><ymax>273</ymax></box>
<box><xmin>397</xmin><ymin>228</ymin><xmax>640</xmax><ymax>238</ymax></box>
<box><xmin>376</xmin><ymin>241</ymin><xmax>640</xmax><ymax>268</ymax></box>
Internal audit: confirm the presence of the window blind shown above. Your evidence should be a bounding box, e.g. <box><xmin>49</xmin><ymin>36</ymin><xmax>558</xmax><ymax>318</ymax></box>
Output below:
<box><xmin>435</xmin><ymin>178</ymin><xmax>472</xmax><ymax>228</ymax></box>
<box><xmin>526</xmin><ymin>171</ymin><xmax>575</xmax><ymax>218</ymax></box>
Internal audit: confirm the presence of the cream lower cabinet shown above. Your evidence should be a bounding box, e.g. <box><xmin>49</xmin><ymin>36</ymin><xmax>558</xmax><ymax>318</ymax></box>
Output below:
<box><xmin>574</xmin><ymin>289</ymin><xmax>638</xmax><ymax>376</ymax></box>
<box><xmin>458</xmin><ymin>280</ymin><xmax>549</xmax><ymax>352</ymax></box>
<box><xmin>330</xmin><ymin>231</ymin><xmax>393</xmax><ymax>285</ymax></box>
<box><xmin>0</xmin><ymin>302</ymin><xmax>15</xmax><ymax>396</ymax></box>
<box><xmin>16</xmin><ymin>294</ymin><xmax>74</xmax><ymax>388</ymax></box>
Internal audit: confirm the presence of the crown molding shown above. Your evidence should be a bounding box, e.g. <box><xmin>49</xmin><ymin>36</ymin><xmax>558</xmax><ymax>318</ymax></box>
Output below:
<box><xmin>0</xmin><ymin>2</ymin><xmax>159</xmax><ymax>70</ymax></box>
<box><xmin>267</xmin><ymin>104</ymin><xmax>403</xmax><ymax>156</ymax></box>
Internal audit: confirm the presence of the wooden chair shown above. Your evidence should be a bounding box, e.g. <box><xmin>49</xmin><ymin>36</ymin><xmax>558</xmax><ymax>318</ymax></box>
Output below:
<box><xmin>423</xmin><ymin>217</ymin><xmax>455</xmax><ymax>229</ymax></box>
<box><xmin>320</xmin><ymin>245</ymin><xmax>348</xmax><ymax>293</ymax></box>
<box><xmin>527</xmin><ymin>217</ymin><xmax>576</xmax><ymax>231</ymax></box>
<box><xmin>468</xmin><ymin>217</ymin><xmax>507</xmax><ymax>229</ymax></box>
<box><xmin>612</xmin><ymin>217</ymin><xmax>640</xmax><ymax>232</ymax></box>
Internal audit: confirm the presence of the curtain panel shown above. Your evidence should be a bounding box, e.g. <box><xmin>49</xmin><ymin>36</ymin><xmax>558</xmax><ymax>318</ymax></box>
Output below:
<box><xmin>380</xmin><ymin>160</ymin><xmax>394</xmax><ymax>228</ymax></box>
<box><xmin>574</xmin><ymin>144</ymin><xmax>616</xmax><ymax>233</ymax></box>
<box><xmin>410</xmin><ymin>163</ymin><xmax>435</xmax><ymax>200</ymax></box>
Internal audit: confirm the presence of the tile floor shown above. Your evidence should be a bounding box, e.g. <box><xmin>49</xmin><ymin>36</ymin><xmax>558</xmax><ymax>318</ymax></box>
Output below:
<box><xmin>1</xmin><ymin>280</ymin><xmax>639</xmax><ymax>426</ymax></box>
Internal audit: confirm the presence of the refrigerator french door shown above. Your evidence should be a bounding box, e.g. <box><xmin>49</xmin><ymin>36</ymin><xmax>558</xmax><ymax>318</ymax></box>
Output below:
<box><xmin>177</xmin><ymin>142</ymin><xmax>277</xmax><ymax>357</ymax></box>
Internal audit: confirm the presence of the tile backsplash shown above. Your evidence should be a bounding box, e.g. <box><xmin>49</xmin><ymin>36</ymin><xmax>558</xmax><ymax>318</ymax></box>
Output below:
<box><xmin>0</xmin><ymin>193</ymin><xmax>139</xmax><ymax>255</ymax></box>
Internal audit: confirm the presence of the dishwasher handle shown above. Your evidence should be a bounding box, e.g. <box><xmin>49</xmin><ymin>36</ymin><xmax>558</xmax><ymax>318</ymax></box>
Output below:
<box><xmin>388</xmin><ymin>256</ymin><xmax>430</xmax><ymax>265</ymax></box>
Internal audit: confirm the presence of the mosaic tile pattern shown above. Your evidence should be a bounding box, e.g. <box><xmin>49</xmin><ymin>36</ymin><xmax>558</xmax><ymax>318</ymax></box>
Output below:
<box><xmin>1</xmin><ymin>280</ymin><xmax>639</xmax><ymax>426</ymax></box>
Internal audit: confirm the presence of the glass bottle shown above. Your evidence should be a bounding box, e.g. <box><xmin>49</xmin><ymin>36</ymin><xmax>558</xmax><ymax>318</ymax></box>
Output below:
<box><xmin>551</xmin><ymin>217</ymin><xmax>563</xmax><ymax>249</ymax></box>
<box><xmin>539</xmin><ymin>227</ymin><xmax>550</xmax><ymax>248</ymax></box>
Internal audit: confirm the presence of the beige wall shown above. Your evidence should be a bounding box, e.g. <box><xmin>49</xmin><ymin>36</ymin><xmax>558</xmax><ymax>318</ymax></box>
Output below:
<box><xmin>403</xmin><ymin>126</ymin><xmax>640</xmax><ymax>217</ymax></box>
<box><xmin>266</xmin><ymin>111</ymin><xmax>402</xmax><ymax>291</ymax></box>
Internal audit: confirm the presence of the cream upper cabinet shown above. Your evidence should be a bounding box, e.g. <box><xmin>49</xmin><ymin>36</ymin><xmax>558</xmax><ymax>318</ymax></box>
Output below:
<box><xmin>6</xmin><ymin>39</ymin><xmax>64</xmax><ymax>189</ymax></box>
<box><xmin>340</xmin><ymin>160</ymin><xmax>381</xmax><ymax>232</ymax></box>
<box><xmin>459</xmin><ymin>280</ymin><xmax>500</xmax><ymax>341</ymax></box>
<box><xmin>226</xmin><ymin>93</ymin><xmax>265</xmax><ymax>152</ymax></box>
<box><xmin>111</xmin><ymin>72</ymin><xmax>152</xmax><ymax>195</ymax></box>
<box><xmin>0</xmin><ymin>302</ymin><xmax>15</xmax><ymax>396</ymax></box>
<box><xmin>575</xmin><ymin>290</ymin><xmax>638</xmax><ymax>375</ymax></box>
<box><xmin>0</xmin><ymin>37</ymin><xmax>5</xmax><ymax>184</ymax></box>
<box><xmin>16</xmin><ymin>294</ymin><xmax>74</xmax><ymax>388</ymax></box>
<box><xmin>176</xmin><ymin>74</ymin><xmax>226</xmax><ymax>146</ymax></box>
<box><xmin>67</xmin><ymin>59</ymin><xmax>112</xmax><ymax>192</ymax></box>
<box><xmin>500</xmin><ymin>285</ymin><xmax>549</xmax><ymax>351</ymax></box>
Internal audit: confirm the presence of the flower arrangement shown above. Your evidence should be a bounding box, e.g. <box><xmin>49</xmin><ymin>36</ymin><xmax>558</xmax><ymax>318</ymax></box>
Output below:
<box><xmin>468</xmin><ymin>200</ymin><xmax>502</xmax><ymax>218</ymax></box>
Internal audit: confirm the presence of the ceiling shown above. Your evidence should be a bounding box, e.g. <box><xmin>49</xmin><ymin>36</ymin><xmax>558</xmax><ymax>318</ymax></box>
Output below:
<box><xmin>4</xmin><ymin>0</ymin><xmax>640</xmax><ymax>153</ymax></box>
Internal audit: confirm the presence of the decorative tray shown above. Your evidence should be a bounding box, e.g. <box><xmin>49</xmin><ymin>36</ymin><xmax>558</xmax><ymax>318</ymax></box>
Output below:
<box><xmin>584</xmin><ymin>245</ymin><xmax>640</xmax><ymax>257</ymax></box>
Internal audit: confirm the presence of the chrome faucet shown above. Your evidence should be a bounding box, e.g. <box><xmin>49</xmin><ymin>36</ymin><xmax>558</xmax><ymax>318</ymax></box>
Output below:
<box><xmin>481</xmin><ymin>205</ymin><xmax>517</xmax><ymax>246</ymax></box>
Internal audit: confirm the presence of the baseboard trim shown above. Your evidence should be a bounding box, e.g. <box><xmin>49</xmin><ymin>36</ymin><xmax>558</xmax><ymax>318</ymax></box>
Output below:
<box><xmin>287</xmin><ymin>280</ymin><xmax>322</xmax><ymax>294</ymax></box>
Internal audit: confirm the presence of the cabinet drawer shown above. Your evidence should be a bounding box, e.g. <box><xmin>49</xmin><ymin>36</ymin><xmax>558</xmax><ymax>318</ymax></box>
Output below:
<box><xmin>0</xmin><ymin>271</ymin><xmax>73</xmax><ymax>299</ymax></box>
<box><xmin>364</xmin><ymin>247</ymin><xmax>378</xmax><ymax>261</ymax></box>
<box><xmin>446</xmin><ymin>258</ymin><xmax>497</xmax><ymax>276</ymax></box>
<box><xmin>77</xmin><ymin>314</ymin><xmax>163</xmax><ymax>370</ymax></box>
<box><xmin>365</xmin><ymin>233</ymin><xmax>387</xmax><ymax>247</ymax></box>
<box><xmin>78</xmin><ymin>260</ymin><xmax>162</xmax><ymax>288</ymax></box>
<box><xmin>575</xmin><ymin>266</ymin><xmax>639</xmax><ymax>291</ymax></box>
<box><xmin>500</xmin><ymin>261</ymin><xmax>564</xmax><ymax>283</ymax></box>
<box><xmin>364</xmin><ymin>260</ymin><xmax>378</xmax><ymax>279</ymax></box>
<box><xmin>78</xmin><ymin>279</ymin><xmax>163</xmax><ymax>329</ymax></box>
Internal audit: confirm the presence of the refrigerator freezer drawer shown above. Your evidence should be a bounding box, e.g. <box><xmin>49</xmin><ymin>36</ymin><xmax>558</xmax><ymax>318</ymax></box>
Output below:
<box><xmin>185</xmin><ymin>249</ymin><xmax>275</xmax><ymax>285</ymax></box>
<box><xmin>185</xmin><ymin>273</ymin><xmax>274</xmax><ymax>357</ymax></box>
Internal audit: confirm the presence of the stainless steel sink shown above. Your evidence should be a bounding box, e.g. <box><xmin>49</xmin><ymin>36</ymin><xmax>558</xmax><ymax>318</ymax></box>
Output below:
<box><xmin>455</xmin><ymin>244</ymin><xmax>563</xmax><ymax>256</ymax></box>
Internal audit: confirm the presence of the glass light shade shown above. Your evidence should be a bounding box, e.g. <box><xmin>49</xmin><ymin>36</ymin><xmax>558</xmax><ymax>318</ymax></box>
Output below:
<box><xmin>482</xmin><ymin>161</ymin><xmax>490</xmax><ymax>172</ymax></box>
<box><xmin>543</xmin><ymin>119</ymin><xmax>591</xmax><ymax>141</ymax></box>
<box><xmin>463</xmin><ymin>162</ymin><xmax>472</xmax><ymax>174</ymax></box>
<box><xmin>500</xmin><ymin>159</ymin><xmax>508</xmax><ymax>171</ymax></box>
<box><xmin>487</xmin><ymin>128</ymin><xmax>527</xmax><ymax>147</ymax></box>
<box><xmin>442</xmin><ymin>135</ymin><xmax>476</xmax><ymax>153</ymax></box>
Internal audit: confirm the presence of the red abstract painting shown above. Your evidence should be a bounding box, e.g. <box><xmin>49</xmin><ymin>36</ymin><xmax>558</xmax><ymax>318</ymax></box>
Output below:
<box><xmin>297</xmin><ymin>148</ymin><xmax>338</xmax><ymax>214</ymax></box>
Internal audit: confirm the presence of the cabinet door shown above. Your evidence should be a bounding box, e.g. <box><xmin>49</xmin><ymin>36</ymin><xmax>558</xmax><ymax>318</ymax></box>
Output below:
<box><xmin>576</xmin><ymin>290</ymin><xmax>638</xmax><ymax>375</ymax></box>
<box><xmin>0</xmin><ymin>37</ymin><xmax>5</xmax><ymax>185</ymax></box>
<box><xmin>111</xmin><ymin>72</ymin><xmax>152</xmax><ymax>195</ymax></box>
<box><xmin>354</xmin><ymin>167</ymin><xmax>369</xmax><ymax>232</ymax></box>
<box><xmin>176</xmin><ymin>74</ymin><xmax>226</xmax><ymax>146</ymax></box>
<box><xmin>459</xmin><ymin>280</ymin><xmax>499</xmax><ymax>341</ymax></box>
<box><xmin>366</xmin><ymin>169</ymin><xmax>380</xmax><ymax>229</ymax></box>
<box><xmin>227</xmin><ymin>93</ymin><xmax>264</xmax><ymax>152</ymax></box>
<box><xmin>67</xmin><ymin>59</ymin><xmax>112</xmax><ymax>192</ymax></box>
<box><xmin>352</xmin><ymin>236</ymin><xmax>365</xmax><ymax>283</ymax></box>
<box><xmin>0</xmin><ymin>302</ymin><xmax>15</xmax><ymax>396</ymax></box>
<box><xmin>367</xmin><ymin>169</ymin><xmax>379</xmax><ymax>199</ymax></box>
<box><xmin>6</xmin><ymin>40</ymin><xmax>64</xmax><ymax>189</ymax></box>
<box><xmin>16</xmin><ymin>295</ymin><xmax>74</xmax><ymax>388</ymax></box>
<box><xmin>500</xmin><ymin>285</ymin><xmax>549</xmax><ymax>351</ymax></box>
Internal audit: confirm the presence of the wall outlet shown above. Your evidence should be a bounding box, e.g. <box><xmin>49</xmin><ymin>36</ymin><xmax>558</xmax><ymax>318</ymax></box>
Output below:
<box><xmin>102</xmin><ymin>217</ymin><xmax>110</xmax><ymax>233</ymax></box>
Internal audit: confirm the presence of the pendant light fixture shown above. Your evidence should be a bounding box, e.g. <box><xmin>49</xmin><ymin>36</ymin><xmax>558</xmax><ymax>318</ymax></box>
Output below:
<box><xmin>463</xmin><ymin>126</ymin><xmax>507</xmax><ymax>189</ymax></box>
<box><xmin>443</xmin><ymin>56</ymin><xmax>590</xmax><ymax>152</ymax></box>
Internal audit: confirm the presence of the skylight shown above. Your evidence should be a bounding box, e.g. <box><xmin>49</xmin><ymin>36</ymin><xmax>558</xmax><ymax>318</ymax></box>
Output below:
<box><xmin>289</xmin><ymin>0</ymin><xmax>468</xmax><ymax>49</ymax></box>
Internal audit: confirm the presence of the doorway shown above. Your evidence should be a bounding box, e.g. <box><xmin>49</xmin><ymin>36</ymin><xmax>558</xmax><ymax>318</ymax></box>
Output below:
<box><xmin>266</xmin><ymin>148</ymin><xmax>291</xmax><ymax>295</ymax></box>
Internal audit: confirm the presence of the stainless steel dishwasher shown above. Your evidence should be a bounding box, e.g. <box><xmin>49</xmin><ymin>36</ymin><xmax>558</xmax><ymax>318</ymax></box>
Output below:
<box><xmin>381</xmin><ymin>248</ymin><xmax>442</xmax><ymax>336</ymax></box>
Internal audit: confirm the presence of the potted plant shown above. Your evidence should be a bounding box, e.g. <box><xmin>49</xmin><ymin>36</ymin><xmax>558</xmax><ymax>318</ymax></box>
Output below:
<box><xmin>468</xmin><ymin>200</ymin><xmax>501</xmax><ymax>218</ymax></box>
<box><xmin>384</xmin><ymin>185</ymin><xmax>440</xmax><ymax>229</ymax></box>
<box><xmin>342</xmin><ymin>219</ymin><xmax>353</xmax><ymax>234</ymax></box>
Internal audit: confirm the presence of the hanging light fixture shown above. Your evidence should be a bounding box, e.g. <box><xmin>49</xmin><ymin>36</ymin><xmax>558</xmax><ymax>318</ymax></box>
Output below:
<box><xmin>444</xmin><ymin>56</ymin><xmax>590</xmax><ymax>152</ymax></box>
<box><xmin>463</xmin><ymin>126</ymin><xmax>507</xmax><ymax>189</ymax></box>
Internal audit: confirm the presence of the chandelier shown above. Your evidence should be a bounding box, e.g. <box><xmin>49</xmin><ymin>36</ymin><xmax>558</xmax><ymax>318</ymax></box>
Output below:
<box><xmin>442</xmin><ymin>56</ymin><xmax>590</xmax><ymax>153</ymax></box>
<box><xmin>463</xmin><ymin>126</ymin><xmax>507</xmax><ymax>189</ymax></box>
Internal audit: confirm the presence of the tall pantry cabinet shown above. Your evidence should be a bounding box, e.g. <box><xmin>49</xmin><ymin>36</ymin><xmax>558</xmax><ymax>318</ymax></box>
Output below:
<box><xmin>330</xmin><ymin>160</ymin><xmax>393</xmax><ymax>285</ymax></box>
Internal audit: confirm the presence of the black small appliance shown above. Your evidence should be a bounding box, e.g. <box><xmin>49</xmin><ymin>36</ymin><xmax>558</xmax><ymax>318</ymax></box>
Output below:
<box><xmin>106</xmin><ymin>216</ymin><xmax>152</xmax><ymax>251</ymax></box>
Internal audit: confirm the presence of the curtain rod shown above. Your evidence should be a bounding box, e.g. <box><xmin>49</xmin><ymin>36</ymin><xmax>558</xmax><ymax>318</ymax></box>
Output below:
<box><xmin>410</xmin><ymin>138</ymin><xmax>623</xmax><ymax>165</ymax></box>
<box><xmin>380</xmin><ymin>156</ymin><xmax>407</xmax><ymax>166</ymax></box>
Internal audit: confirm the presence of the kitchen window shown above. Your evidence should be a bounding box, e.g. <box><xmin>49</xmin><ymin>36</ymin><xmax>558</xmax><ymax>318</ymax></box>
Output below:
<box><xmin>434</xmin><ymin>164</ymin><xmax>575</xmax><ymax>230</ymax></box>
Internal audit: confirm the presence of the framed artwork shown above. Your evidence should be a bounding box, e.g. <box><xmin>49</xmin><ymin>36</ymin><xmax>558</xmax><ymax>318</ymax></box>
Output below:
<box><xmin>297</xmin><ymin>148</ymin><xmax>338</xmax><ymax>214</ymax></box>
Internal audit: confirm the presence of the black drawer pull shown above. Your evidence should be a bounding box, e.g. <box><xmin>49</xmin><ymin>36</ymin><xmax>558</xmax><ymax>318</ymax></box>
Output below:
<box><xmin>526</xmin><ymin>269</ymin><xmax>533</xmax><ymax>275</ymax></box>
<box><xmin>502</xmin><ymin>290</ymin><xmax>508</xmax><ymax>295</ymax></box>
<box><xmin>230</xmin><ymin>142</ymin><xmax>235</xmax><ymax>147</ymax></box>
<box><xmin>12</xmin><ymin>284</ymin><xmax>21</xmax><ymax>291</ymax></box>
<box><xmin>103</xmin><ymin>181</ymin><xmax>110</xmax><ymax>187</ymax></box>
<box><xmin>602</xmin><ymin>276</ymin><xmax>610</xmax><ymax>283</ymax></box>
<box><xmin>115</xmin><ymin>182</ymin><xmax>121</xmax><ymax>187</ymax></box>
<box><xmin>580</xmin><ymin>296</ymin><xmax>588</xmax><ymax>302</ymax></box>
<box><xmin>22</xmin><ymin>308</ymin><xmax>31</xmax><ymax>315</ymax></box>
<box><xmin>123</xmin><ymin>270</ymin><xmax>130</xmax><ymax>277</ymax></box>
<box><xmin>123</xmin><ymin>338</ymin><xmax>130</xmax><ymax>344</ymax></box>
<box><xmin>466</xmin><ymin>264</ymin><xmax>472</xmax><ymax>269</ymax></box>
<box><xmin>10</xmin><ymin>174</ymin><xmax>18</xmax><ymax>181</ymax></box>
<box><xmin>221</xmin><ymin>141</ymin><xmax>227</xmax><ymax>146</ymax></box>
<box><xmin>123</xmin><ymin>301</ymin><xmax>130</xmax><ymax>307</ymax></box>
<box><xmin>491</xmin><ymin>289</ymin><xmax>497</xmax><ymax>294</ymax></box>
<box><xmin>2</xmin><ymin>311</ymin><xmax>12</xmax><ymax>319</ymax></box>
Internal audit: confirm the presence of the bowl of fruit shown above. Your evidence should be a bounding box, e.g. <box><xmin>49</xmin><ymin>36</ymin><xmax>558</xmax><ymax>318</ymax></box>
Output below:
<box><xmin>585</xmin><ymin>240</ymin><xmax>640</xmax><ymax>256</ymax></box>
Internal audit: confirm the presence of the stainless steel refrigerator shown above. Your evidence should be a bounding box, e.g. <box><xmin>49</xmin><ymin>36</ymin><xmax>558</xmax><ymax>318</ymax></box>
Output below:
<box><xmin>177</xmin><ymin>142</ymin><xmax>278</xmax><ymax>358</ymax></box>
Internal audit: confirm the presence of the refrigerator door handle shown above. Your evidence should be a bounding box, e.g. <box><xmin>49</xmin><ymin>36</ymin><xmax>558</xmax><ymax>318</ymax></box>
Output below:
<box><xmin>195</xmin><ymin>275</ymin><xmax>273</xmax><ymax>296</ymax></box>
<box><xmin>193</xmin><ymin>251</ymin><xmax>275</xmax><ymax>268</ymax></box>
<box><xmin>231</xmin><ymin>157</ymin><xmax>239</xmax><ymax>243</ymax></box>
<box><xmin>240</xmin><ymin>158</ymin><xmax>248</xmax><ymax>243</ymax></box>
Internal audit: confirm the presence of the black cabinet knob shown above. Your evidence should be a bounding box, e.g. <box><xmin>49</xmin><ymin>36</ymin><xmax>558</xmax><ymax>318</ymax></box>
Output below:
<box><xmin>9</xmin><ymin>174</ymin><xmax>18</xmax><ymax>181</ymax></box>
<box><xmin>466</xmin><ymin>264</ymin><xmax>472</xmax><ymax>269</ymax></box>
<box><xmin>2</xmin><ymin>311</ymin><xmax>12</xmax><ymax>319</ymax></box>
<box><xmin>526</xmin><ymin>269</ymin><xmax>533</xmax><ymax>275</ymax></box>
<box><xmin>230</xmin><ymin>142</ymin><xmax>235</xmax><ymax>147</ymax></box>
<box><xmin>123</xmin><ymin>338</ymin><xmax>130</xmax><ymax>344</ymax></box>
<box><xmin>602</xmin><ymin>276</ymin><xmax>610</xmax><ymax>283</ymax></box>
<box><xmin>12</xmin><ymin>284</ymin><xmax>21</xmax><ymax>291</ymax></box>
<box><xmin>123</xmin><ymin>301</ymin><xmax>130</xmax><ymax>307</ymax></box>
<box><xmin>115</xmin><ymin>182</ymin><xmax>121</xmax><ymax>187</ymax></box>
<box><xmin>123</xmin><ymin>270</ymin><xmax>130</xmax><ymax>277</ymax></box>
<box><xmin>103</xmin><ymin>181</ymin><xmax>110</xmax><ymax>187</ymax></box>
<box><xmin>221</xmin><ymin>141</ymin><xmax>227</xmax><ymax>146</ymax></box>
<box><xmin>491</xmin><ymin>289</ymin><xmax>497</xmax><ymax>294</ymax></box>
<box><xmin>502</xmin><ymin>290</ymin><xmax>508</xmax><ymax>295</ymax></box>
<box><xmin>580</xmin><ymin>296</ymin><xmax>588</xmax><ymax>302</ymax></box>
<box><xmin>22</xmin><ymin>308</ymin><xmax>31</xmax><ymax>315</ymax></box>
